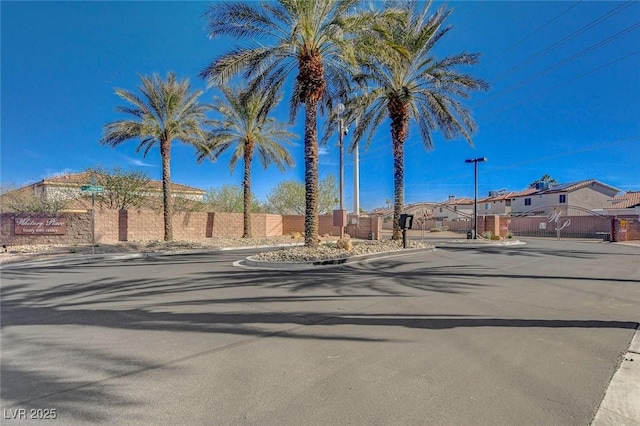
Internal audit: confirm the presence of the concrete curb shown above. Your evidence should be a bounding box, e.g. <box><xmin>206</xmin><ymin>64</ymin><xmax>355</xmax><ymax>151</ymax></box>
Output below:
<box><xmin>591</xmin><ymin>324</ymin><xmax>640</xmax><ymax>425</ymax></box>
<box><xmin>237</xmin><ymin>246</ymin><xmax>436</xmax><ymax>271</ymax></box>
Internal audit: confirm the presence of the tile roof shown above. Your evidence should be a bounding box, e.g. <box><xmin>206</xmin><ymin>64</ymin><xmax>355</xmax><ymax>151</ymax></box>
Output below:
<box><xmin>39</xmin><ymin>172</ymin><xmax>205</xmax><ymax>194</ymax></box>
<box><xmin>443</xmin><ymin>197</ymin><xmax>474</xmax><ymax>205</ymax></box>
<box><xmin>510</xmin><ymin>188</ymin><xmax>538</xmax><ymax>198</ymax></box>
<box><xmin>541</xmin><ymin>179</ymin><xmax>619</xmax><ymax>194</ymax></box>
<box><xmin>608</xmin><ymin>191</ymin><xmax>640</xmax><ymax>209</ymax></box>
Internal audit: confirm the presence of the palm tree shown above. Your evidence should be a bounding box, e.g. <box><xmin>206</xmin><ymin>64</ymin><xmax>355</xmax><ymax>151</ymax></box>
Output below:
<box><xmin>200</xmin><ymin>0</ymin><xmax>387</xmax><ymax>247</ymax></box>
<box><xmin>343</xmin><ymin>2</ymin><xmax>488</xmax><ymax>239</ymax></box>
<box><xmin>529</xmin><ymin>174</ymin><xmax>558</xmax><ymax>189</ymax></box>
<box><xmin>198</xmin><ymin>86</ymin><xmax>295</xmax><ymax>238</ymax></box>
<box><xmin>101</xmin><ymin>72</ymin><xmax>210</xmax><ymax>241</ymax></box>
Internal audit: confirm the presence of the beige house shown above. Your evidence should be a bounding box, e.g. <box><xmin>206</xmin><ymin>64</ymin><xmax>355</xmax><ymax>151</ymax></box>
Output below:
<box><xmin>608</xmin><ymin>191</ymin><xmax>640</xmax><ymax>209</ymax></box>
<box><xmin>511</xmin><ymin>180</ymin><xmax>620</xmax><ymax>216</ymax></box>
<box><xmin>603</xmin><ymin>191</ymin><xmax>640</xmax><ymax>216</ymax></box>
<box><xmin>477</xmin><ymin>188</ymin><xmax>537</xmax><ymax>216</ymax></box>
<box><xmin>372</xmin><ymin>179</ymin><xmax>623</xmax><ymax>224</ymax></box>
<box><xmin>433</xmin><ymin>196</ymin><xmax>473</xmax><ymax>221</ymax></box>
<box><xmin>2</xmin><ymin>172</ymin><xmax>205</xmax><ymax>212</ymax></box>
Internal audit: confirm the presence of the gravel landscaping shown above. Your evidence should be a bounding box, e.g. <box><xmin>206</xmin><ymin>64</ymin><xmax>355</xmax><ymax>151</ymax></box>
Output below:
<box><xmin>249</xmin><ymin>239</ymin><xmax>432</xmax><ymax>263</ymax></box>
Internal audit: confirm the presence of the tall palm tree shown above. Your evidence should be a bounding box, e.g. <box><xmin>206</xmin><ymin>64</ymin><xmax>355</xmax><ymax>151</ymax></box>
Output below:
<box><xmin>198</xmin><ymin>86</ymin><xmax>295</xmax><ymax>238</ymax></box>
<box><xmin>343</xmin><ymin>1</ymin><xmax>488</xmax><ymax>239</ymax></box>
<box><xmin>200</xmin><ymin>0</ymin><xmax>387</xmax><ymax>247</ymax></box>
<box><xmin>101</xmin><ymin>72</ymin><xmax>210</xmax><ymax>241</ymax></box>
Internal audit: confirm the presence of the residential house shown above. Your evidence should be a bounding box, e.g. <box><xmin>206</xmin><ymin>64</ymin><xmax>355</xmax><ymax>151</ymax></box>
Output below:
<box><xmin>433</xmin><ymin>196</ymin><xmax>473</xmax><ymax>222</ymax></box>
<box><xmin>477</xmin><ymin>188</ymin><xmax>538</xmax><ymax>216</ymax></box>
<box><xmin>511</xmin><ymin>180</ymin><xmax>620</xmax><ymax>216</ymax></box>
<box><xmin>603</xmin><ymin>191</ymin><xmax>640</xmax><ymax>216</ymax></box>
<box><xmin>403</xmin><ymin>202</ymin><xmax>436</xmax><ymax>218</ymax></box>
<box><xmin>2</xmin><ymin>171</ymin><xmax>206</xmax><ymax>212</ymax></box>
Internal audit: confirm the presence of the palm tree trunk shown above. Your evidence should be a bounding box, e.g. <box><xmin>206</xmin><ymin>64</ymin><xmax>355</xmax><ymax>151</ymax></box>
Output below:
<box><xmin>392</xmin><ymin>139</ymin><xmax>404</xmax><ymax>240</ymax></box>
<box><xmin>242</xmin><ymin>142</ymin><xmax>253</xmax><ymax>238</ymax></box>
<box><xmin>303</xmin><ymin>99</ymin><xmax>319</xmax><ymax>247</ymax></box>
<box><xmin>389</xmin><ymin>100</ymin><xmax>408</xmax><ymax>240</ymax></box>
<box><xmin>160</xmin><ymin>139</ymin><xmax>173</xmax><ymax>241</ymax></box>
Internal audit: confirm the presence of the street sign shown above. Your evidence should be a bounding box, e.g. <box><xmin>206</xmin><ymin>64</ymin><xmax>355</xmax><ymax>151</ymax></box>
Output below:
<box><xmin>81</xmin><ymin>183</ymin><xmax>104</xmax><ymax>255</ymax></box>
<box><xmin>81</xmin><ymin>185</ymin><xmax>104</xmax><ymax>193</ymax></box>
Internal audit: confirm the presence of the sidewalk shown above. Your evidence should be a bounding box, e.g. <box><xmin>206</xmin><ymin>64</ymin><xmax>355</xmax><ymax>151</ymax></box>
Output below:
<box><xmin>0</xmin><ymin>237</ymin><xmax>308</xmax><ymax>266</ymax></box>
<box><xmin>592</xmin><ymin>326</ymin><xmax>640</xmax><ymax>425</ymax></box>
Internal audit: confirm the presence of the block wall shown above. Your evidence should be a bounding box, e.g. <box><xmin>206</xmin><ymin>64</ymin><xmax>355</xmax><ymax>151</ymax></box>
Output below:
<box><xmin>283</xmin><ymin>214</ymin><xmax>381</xmax><ymax>240</ymax></box>
<box><xmin>615</xmin><ymin>215</ymin><xmax>640</xmax><ymax>242</ymax></box>
<box><xmin>94</xmin><ymin>209</ymin><xmax>120</xmax><ymax>243</ymax></box>
<box><xmin>1</xmin><ymin>212</ymin><xmax>92</xmax><ymax>246</ymax></box>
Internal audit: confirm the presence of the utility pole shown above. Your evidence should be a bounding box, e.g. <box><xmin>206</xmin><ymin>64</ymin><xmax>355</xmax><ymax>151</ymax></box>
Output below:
<box><xmin>465</xmin><ymin>157</ymin><xmax>487</xmax><ymax>239</ymax></box>
<box><xmin>353</xmin><ymin>118</ymin><xmax>360</xmax><ymax>216</ymax></box>
<box><xmin>335</xmin><ymin>103</ymin><xmax>346</xmax><ymax>238</ymax></box>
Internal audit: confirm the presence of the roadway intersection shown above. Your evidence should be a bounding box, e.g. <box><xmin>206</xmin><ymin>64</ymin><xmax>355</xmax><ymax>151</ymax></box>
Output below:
<box><xmin>2</xmin><ymin>240</ymin><xmax>639</xmax><ymax>425</ymax></box>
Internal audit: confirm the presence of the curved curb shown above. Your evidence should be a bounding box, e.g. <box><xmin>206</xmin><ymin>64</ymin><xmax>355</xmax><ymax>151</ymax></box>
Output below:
<box><xmin>236</xmin><ymin>246</ymin><xmax>436</xmax><ymax>271</ymax></box>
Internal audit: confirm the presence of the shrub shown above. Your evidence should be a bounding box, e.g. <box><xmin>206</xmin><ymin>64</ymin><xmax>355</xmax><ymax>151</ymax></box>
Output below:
<box><xmin>482</xmin><ymin>231</ymin><xmax>493</xmax><ymax>239</ymax></box>
<box><xmin>490</xmin><ymin>235</ymin><xmax>501</xmax><ymax>241</ymax></box>
<box><xmin>336</xmin><ymin>237</ymin><xmax>353</xmax><ymax>251</ymax></box>
<box><xmin>506</xmin><ymin>232</ymin><xmax>514</xmax><ymax>239</ymax></box>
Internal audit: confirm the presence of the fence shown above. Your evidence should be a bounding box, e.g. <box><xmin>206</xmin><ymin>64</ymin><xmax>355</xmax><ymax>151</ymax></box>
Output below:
<box><xmin>375</xmin><ymin>212</ymin><xmax>639</xmax><ymax>241</ymax></box>
<box><xmin>508</xmin><ymin>215</ymin><xmax>613</xmax><ymax>240</ymax></box>
<box><xmin>0</xmin><ymin>210</ymin><xmax>382</xmax><ymax>246</ymax></box>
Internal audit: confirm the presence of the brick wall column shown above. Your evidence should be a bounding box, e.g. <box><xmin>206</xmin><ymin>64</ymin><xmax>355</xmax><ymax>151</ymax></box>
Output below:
<box><xmin>118</xmin><ymin>210</ymin><xmax>128</xmax><ymax>241</ymax></box>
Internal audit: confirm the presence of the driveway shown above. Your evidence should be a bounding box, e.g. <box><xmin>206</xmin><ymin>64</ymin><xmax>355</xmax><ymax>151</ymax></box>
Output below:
<box><xmin>1</xmin><ymin>240</ymin><xmax>639</xmax><ymax>425</ymax></box>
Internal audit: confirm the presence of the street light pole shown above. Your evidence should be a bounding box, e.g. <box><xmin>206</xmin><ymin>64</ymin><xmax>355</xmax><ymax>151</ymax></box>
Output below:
<box><xmin>465</xmin><ymin>157</ymin><xmax>487</xmax><ymax>239</ymax></box>
<box><xmin>339</xmin><ymin>118</ymin><xmax>344</xmax><ymax>213</ymax></box>
<box><xmin>336</xmin><ymin>103</ymin><xmax>345</xmax><ymax>238</ymax></box>
<box><xmin>353</xmin><ymin>134</ymin><xmax>360</xmax><ymax>216</ymax></box>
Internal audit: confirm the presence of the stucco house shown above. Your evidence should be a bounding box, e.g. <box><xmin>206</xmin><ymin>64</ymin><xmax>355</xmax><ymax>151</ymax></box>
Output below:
<box><xmin>2</xmin><ymin>171</ymin><xmax>206</xmax><ymax>212</ymax></box>
<box><xmin>433</xmin><ymin>196</ymin><xmax>473</xmax><ymax>221</ymax></box>
<box><xmin>603</xmin><ymin>191</ymin><xmax>640</xmax><ymax>216</ymax></box>
<box><xmin>511</xmin><ymin>180</ymin><xmax>620</xmax><ymax>216</ymax></box>
<box><xmin>477</xmin><ymin>188</ymin><xmax>537</xmax><ymax>216</ymax></box>
<box><xmin>608</xmin><ymin>191</ymin><xmax>640</xmax><ymax>209</ymax></box>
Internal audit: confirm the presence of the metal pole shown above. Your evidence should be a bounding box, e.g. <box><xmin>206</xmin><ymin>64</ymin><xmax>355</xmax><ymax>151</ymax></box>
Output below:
<box><xmin>353</xmin><ymin>140</ymin><xmax>359</xmax><ymax>215</ymax></box>
<box><xmin>466</xmin><ymin>157</ymin><xmax>486</xmax><ymax>239</ymax></box>
<box><xmin>474</xmin><ymin>160</ymin><xmax>478</xmax><ymax>239</ymax></box>
<box><xmin>339</xmin><ymin>118</ymin><xmax>345</xmax><ymax>238</ymax></box>
<box><xmin>92</xmin><ymin>192</ymin><xmax>95</xmax><ymax>254</ymax></box>
<box><xmin>353</xmin><ymin>117</ymin><xmax>360</xmax><ymax>216</ymax></box>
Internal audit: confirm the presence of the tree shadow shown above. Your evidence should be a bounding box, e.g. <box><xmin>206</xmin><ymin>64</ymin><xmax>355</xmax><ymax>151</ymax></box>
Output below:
<box><xmin>2</xmin><ymin>247</ymin><xmax>639</xmax><ymax>421</ymax></box>
<box><xmin>437</xmin><ymin>243</ymin><xmax>640</xmax><ymax>259</ymax></box>
<box><xmin>0</xmin><ymin>334</ymin><xmax>153</xmax><ymax>422</ymax></box>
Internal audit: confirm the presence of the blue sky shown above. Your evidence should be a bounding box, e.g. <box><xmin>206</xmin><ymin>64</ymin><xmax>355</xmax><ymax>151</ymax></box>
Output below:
<box><xmin>2</xmin><ymin>1</ymin><xmax>639</xmax><ymax>211</ymax></box>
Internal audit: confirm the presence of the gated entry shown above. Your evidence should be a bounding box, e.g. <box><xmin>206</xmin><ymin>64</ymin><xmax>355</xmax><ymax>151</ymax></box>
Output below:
<box><xmin>508</xmin><ymin>205</ymin><xmax>613</xmax><ymax>240</ymax></box>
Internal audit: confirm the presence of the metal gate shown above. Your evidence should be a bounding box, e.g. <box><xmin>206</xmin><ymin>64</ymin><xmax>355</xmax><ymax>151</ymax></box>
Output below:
<box><xmin>508</xmin><ymin>205</ymin><xmax>613</xmax><ymax>240</ymax></box>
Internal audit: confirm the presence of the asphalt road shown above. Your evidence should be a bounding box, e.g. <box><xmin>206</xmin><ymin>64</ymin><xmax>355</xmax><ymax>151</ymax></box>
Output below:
<box><xmin>1</xmin><ymin>240</ymin><xmax>639</xmax><ymax>425</ymax></box>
